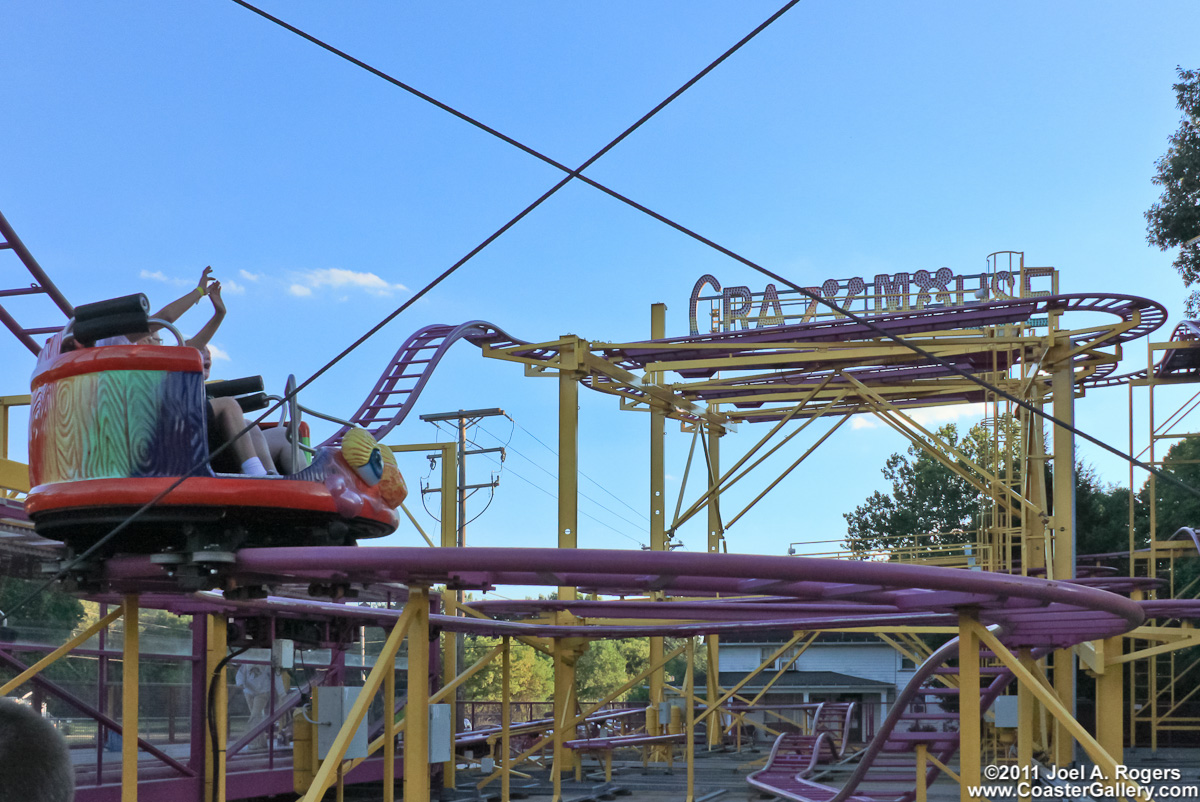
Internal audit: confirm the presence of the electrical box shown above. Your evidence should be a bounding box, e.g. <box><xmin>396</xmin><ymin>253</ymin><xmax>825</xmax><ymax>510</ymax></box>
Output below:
<box><xmin>272</xmin><ymin>638</ymin><xmax>295</xmax><ymax>671</ymax></box>
<box><xmin>316</xmin><ymin>687</ymin><xmax>370</xmax><ymax>759</ymax></box>
<box><xmin>428</xmin><ymin>703</ymin><xmax>452</xmax><ymax>763</ymax></box>
<box><xmin>993</xmin><ymin>696</ymin><xmax>1019</xmax><ymax>728</ymax></box>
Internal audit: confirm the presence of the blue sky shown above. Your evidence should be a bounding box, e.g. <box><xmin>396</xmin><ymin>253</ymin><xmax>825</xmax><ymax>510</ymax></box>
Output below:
<box><xmin>3</xmin><ymin>1</ymin><xmax>1199</xmax><ymax>567</ymax></box>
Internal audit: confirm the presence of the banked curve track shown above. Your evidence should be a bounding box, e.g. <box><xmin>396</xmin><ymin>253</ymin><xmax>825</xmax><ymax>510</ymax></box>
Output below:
<box><xmin>327</xmin><ymin>293</ymin><xmax>1170</xmax><ymax>445</ymax></box>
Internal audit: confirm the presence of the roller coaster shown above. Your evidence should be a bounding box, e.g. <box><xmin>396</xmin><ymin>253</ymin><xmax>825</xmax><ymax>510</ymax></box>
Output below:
<box><xmin>2</xmin><ymin>203</ymin><xmax>1200</xmax><ymax>802</ymax></box>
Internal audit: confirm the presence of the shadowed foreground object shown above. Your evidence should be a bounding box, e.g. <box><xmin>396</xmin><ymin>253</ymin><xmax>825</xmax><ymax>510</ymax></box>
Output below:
<box><xmin>0</xmin><ymin>698</ymin><xmax>75</xmax><ymax>802</ymax></box>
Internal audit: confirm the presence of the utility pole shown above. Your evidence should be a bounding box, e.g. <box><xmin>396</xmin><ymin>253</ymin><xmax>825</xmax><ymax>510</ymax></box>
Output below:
<box><xmin>418</xmin><ymin>407</ymin><xmax>506</xmax><ymax>757</ymax></box>
<box><xmin>419</xmin><ymin>408</ymin><xmax>506</xmax><ymax>550</ymax></box>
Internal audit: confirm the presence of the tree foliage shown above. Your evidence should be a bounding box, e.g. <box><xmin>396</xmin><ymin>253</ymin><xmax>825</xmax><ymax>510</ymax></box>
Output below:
<box><xmin>460</xmin><ymin>636</ymin><xmax>553</xmax><ymax>702</ymax></box>
<box><xmin>0</xmin><ymin>578</ymin><xmax>85</xmax><ymax>632</ymax></box>
<box><xmin>1145</xmin><ymin>67</ymin><xmax>1200</xmax><ymax>315</ymax></box>
<box><xmin>1074</xmin><ymin>463</ymin><xmax>1139</xmax><ymax>555</ymax></box>
<box><xmin>843</xmin><ymin>421</ymin><xmax>1140</xmax><ymax>558</ymax></box>
<box><xmin>574</xmin><ymin>640</ymin><xmax>630</xmax><ymax>702</ymax></box>
<box><xmin>459</xmin><ymin>635</ymin><xmax>707</xmax><ymax>704</ymax></box>
<box><xmin>843</xmin><ymin>423</ymin><xmax>989</xmax><ymax>555</ymax></box>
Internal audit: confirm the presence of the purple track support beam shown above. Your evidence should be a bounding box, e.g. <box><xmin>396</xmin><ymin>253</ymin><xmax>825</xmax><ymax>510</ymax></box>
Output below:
<box><xmin>99</xmin><ymin>547</ymin><xmax>1152</xmax><ymax>648</ymax></box>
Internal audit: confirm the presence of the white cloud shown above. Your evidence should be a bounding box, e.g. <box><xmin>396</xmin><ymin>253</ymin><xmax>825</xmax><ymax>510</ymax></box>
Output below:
<box><xmin>850</xmin><ymin>403</ymin><xmax>987</xmax><ymax>431</ymax></box>
<box><xmin>208</xmin><ymin>344</ymin><xmax>231</xmax><ymax>362</ymax></box>
<box><xmin>222</xmin><ymin>280</ymin><xmax>246</xmax><ymax>295</ymax></box>
<box><xmin>238</xmin><ymin>269</ymin><xmax>261</xmax><ymax>282</ymax></box>
<box><xmin>292</xmin><ymin>267</ymin><xmax>407</xmax><ymax>297</ymax></box>
<box><xmin>139</xmin><ymin>269</ymin><xmax>190</xmax><ymax>287</ymax></box>
<box><xmin>289</xmin><ymin>284</ymin><xmax>313</xmax><ymax>297</ymax></box>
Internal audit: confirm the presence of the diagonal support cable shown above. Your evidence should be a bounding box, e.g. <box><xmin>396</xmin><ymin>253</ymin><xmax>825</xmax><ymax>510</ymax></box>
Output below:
<box><xmin>11</xmin><ymin>1</ymin><xmax>802</xmax><ymax>617</ymax></box>
<box><xmin>228</xmin><ymin>0</ymin><xmax>1200</xmax><ymax>504</ymax></box>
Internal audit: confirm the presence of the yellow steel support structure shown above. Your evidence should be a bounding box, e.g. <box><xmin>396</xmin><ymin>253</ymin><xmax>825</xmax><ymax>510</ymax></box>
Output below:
<box><xmin>915</xmin><ymin>743</ymin><xmax>929</xmax><ymax>802</ymax></box>
<box><xmin>1050</xmin><ymin>356</ymin><xmax>1077</xmax><ymax>767</ymax></box>
<box><xmin>705</xmin><ymin>634</ymin><xmax>721</xmax><ymax>749</ymax></box>
<box><xmin>205</xmin><ymin>614</ymin><xmax>228</xmax><ymax>802</ymax></box>
<box><xmin>965</xmin><ymin>620</ymin><xmax>1150</xmax><ymax>800</ymax></box>
<box><xmin>1095</xmin><ymin>636</ymin><xmax>1124</xmax><ymax>770</ymax></box>
<box><xmin>1018</xmin><ymin>648</ymin><xmax>1036</xmax><ymax>802</ymax></box>
<box><xmin>301</xmin><ymin>601</ymin><xmax>417</xmax><ymax>802</ymax></box>
<box><xmin>384</xmin><ymin>640</ymin><xmax>397</xmax><ymax>802</ymax></box>
<box><xmin>405</xmin><ymin>589</ymin><xmax>431</xmax><ymax>802</ymax></box>
<box><xmin>390</xmin><ymin>443</ymin><xmax>458</xmax><ymax>788</ymax></box>
<box><xmin>551</xmin><ymin>633</ymin><xmax>583</xmax><ymax>802</ymax></box>
<box><xmin>0</xmin><ymin>606</ymin><xmax>124</xmax><ymax>696</ymax></box>
<box><xmin>647</xmin><ymin>303</ymin><xmax>668</xmax><ymax>761</ymax></box>
<box><xmin>705</xmin><ymin>402</ymin><xmax>724</xmax><ymax>748</ymax></box>
<box><xmin>502</xmin><ymin>636</ymin><xmax>512</xmax><ymax>802</ymax></box>
<box><xmin>957</xmin><ymin>613</ymin><xmax>981</xmax><ymax>802</ymax></box>
<box><xmin>558</xmin><ymin>337</ymin><xmax>580</xmax><ymax>601</ymax></box>
<box><xmin>477</xmin><ymin>642</ymin><xmax>688</xmax><ymax>792</ymax></box>
<box><xmin>707</xmin><ymin>413</ymin><xmax>722</xmax><ymax>554</ymax></box>
<box><xmin>685</xmin><ymin>637</ymin><xmax>696</xmax><ymax>802</ymax></box>
<box><xmin>122</xmin><ymin>595</ymin><xmax>140</xmax><ymax>802</ymax></box>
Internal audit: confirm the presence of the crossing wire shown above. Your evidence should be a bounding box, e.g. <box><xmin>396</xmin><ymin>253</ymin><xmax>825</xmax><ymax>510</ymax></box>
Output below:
<box><xmin>507</xmin><ymin>419</ymin><xmax>652</xmax><ymax>524</ymax></box>
<box><xmin>473</xmin><ymin>424</ymin><xmax>650</xmax><ymax>535</ymax></box>
<box><xmin>472</xmin><ymin>449</ymin><xmax>646</xmax><ymax>548</ymax></box>
<box><xmin>7</xmin><ymin>1</ymin><xmax>795</xmax><ymax>617</ymax></box>
<box><xmin>226</xmin><ymin>0</ymin><xmax>1200</xmax><ymax>507</ymax></box>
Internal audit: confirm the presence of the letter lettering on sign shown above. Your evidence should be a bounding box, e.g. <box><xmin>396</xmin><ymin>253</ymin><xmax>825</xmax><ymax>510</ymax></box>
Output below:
<box><xmin>689</xmin><ymin>274</ymin><xmax>721</xmax><ymax>335</ymax></box>
<box><xmin>913</xmin><ymin>267</ymin><xmax>954</xmax><ymax>308</ymax></box>
<box><xmin>723</xmin><ymin>286</ymin><xmax>754</xmax><ymax>331</ymax></box>
<box><xmin>874</xmin><ymin>272</ymin><xmax>910</xmax><ymax>313</ymax></box>
<box><xmin>756</xmin><ymin>283</ymin><xmax>785</xmax><ymax>328</ymax></box>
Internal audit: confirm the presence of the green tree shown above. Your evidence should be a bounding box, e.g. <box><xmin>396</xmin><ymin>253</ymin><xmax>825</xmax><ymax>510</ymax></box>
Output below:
<box><xmin>1075</xmin><ymin>463</ymin><xmax>1139</xmax><ymax>556</ymax></box>
<box><xmin>1135</xmin><ymin>436</ymin><xmax>1200</xmax><ymax>598</ymax></box>
<box><xmin>843</xmin><ymin>422</ymin><xmax>1139</xmax><ymax>558</ymax></box>
<box><xmin>1139</xmin><ymin>436</ymin><xmax>1200</xmax><ymax>540</ymax></box>
<box><xmin>843</xmin><ymin>423</ymin><xmax>987</xmax><ymax>555</ymax></box>
<box><xmin>460</xmin><ymin>635</ymin><xmax>553</xmax><ymax>702</ymax></box>
<box><xmin>1145</xmin><ymin>67</ymin><xmax>1200</xmax><ymax>315</ymax></box>
<box><xmin>0</xmin><ymin>578</ymin><xmax>85</xmax><ymax>633</ymax></box>
<box><xmin>623</xmin><ymin>638</ymin><xmax>707</xmax><ymax>702</ymax></box>
<box><xmin>574</xmin><ymin>640</ymin><xmax>629</xmax><ymax>702</ymax></box>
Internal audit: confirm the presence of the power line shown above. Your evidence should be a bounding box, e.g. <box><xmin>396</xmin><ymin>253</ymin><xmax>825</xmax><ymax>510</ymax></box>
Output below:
<box><xmin>10</xmin><ymin>0</ymin><xmax>786</xmax><ymax>618</ymax></box>
<box><xmin>472</xmin><ymin>426</ymin><xmax>650</xmax><ymax>534</ymax></box>
<box><xmin>506</xmin><ymin>420</ymin><xmax>652</xmax><ymax>523</ymax></box>
<box><xmin>223</xmin><ymin>0</ymin><xmax>1200</xmax><ymax>506</ymax></box>
<box><xmin>472</xmin><ymin>451</ymin><xmax>646</xmax><ymax>548</ymax></box>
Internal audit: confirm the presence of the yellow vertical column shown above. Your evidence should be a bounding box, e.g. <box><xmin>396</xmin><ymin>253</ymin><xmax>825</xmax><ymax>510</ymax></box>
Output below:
<box><xmin>1023</xmin><ymin>388</ymin><xmax>1049</xmax><ymax>577</ymax></box>
<box><xmin>439</xmin><ymin>445</ymin><xmax>458</xmax><ymax>791</ymax></box>
<box><xmin>707</xmin><ymin>412</ymin><xmax>722</xmax><ymax>553</ymax></box>
<box><xmin>1094</xmin><ymin>637</ymin><xmax>1123</xmax><ymax>775</ymax></box>
<box><xmin>686</xmin><ymin>637</ymin><xmax>695</xmax><ymax>802</ymax></box>
<box><xmin>552</xmin><ymin>636</ymin><xmax>580</xmax><ymax>802</ymax></box>
<box><xmin>205</xmin><ymin>615</ymin><xmax>228</xmax><ymax>802</ymax></box>
<box><xmin>706</xmin><ymin>414</ymin><xmax>723</xmax><ymax>747</ymax></box>
<box><xmin>384</xmin><ymin>645</ymin><xmax>396</xmax><ymax>802</ymax></box>
<box><xmin>1017</xmin><ymin>649</ymin><xmax>1035</xmax><ymax>801</ymax></box>
<box><xmin>1050</xmin><ymin>360</ymin><xmax>1077</xmax><ymax>767</ymax></box>
<box><xmin>559</xmin><ymin>337</ymin><xmax>579</xmax><ymax>600</ymax></box>
<box><xmin>122</xmin><ymin>595</ymin><xmax>140</xmax><ymax>802</ymax></box>
<box><xmin>649</xmin><ymin>304</ymin><xmax>667</xmax><ymax>752</ymax></box>
<box><xmin>915</xmin><ymin>743</ymin><xmax>928</xmax><ymax>802</ymax></box>
<box><xmin>958</xmin><ymin>613</ymin><xmax>981</xmax><ymax>802</ymax></box>
<box><xmin>555</xmin><ymin>335</ymin><xmax>581</xmax><ymax>802</ymax></box>
<box><xmin>502</xmin><ymin>636</ymin><xmax>511</xmax><ymax>802</ymax></box>
<box><xmin>705</xmin><ymin>636</ymin><xmax>721</xmax><ymax>749</ymax></box>
<box><xmin>405</xmin><ymin>588</ymin><xmax>431</xmax><ymax>802</ymax></box>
